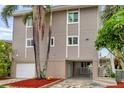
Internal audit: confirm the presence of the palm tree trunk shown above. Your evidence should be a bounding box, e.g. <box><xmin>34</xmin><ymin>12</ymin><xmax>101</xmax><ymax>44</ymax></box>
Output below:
<box><xmin>43</xmin><ymin>25</ymin><xmax>51</xmax><ymax>77</ymax></box>
<box><xmin>42</xmin><ymin>11</ymin><xmax>52</xmax><ymax>77</ymax></box>
<box><xmin>32</xmin><ymin>6</ymin><xmax>45</xmax><ymax>79</ymax></box>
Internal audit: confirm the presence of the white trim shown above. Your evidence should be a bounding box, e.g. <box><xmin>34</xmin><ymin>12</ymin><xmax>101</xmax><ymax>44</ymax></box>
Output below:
<box><xmin>26</xmin><ymin>17</ymin><xmax>33</xmax><ymax>28</ymax></box>
<box><xmin>25</xmin><ymin>26</ymin><xmax>27</xmax><ymax>58</ymax></box>
<box><xmin>26</xmin><ymin>26</ymin><xmax>33</xmax><ymax>28</ymax></box>
<box><xmin>66</xmin><ymin>10</ymin><xmax>68</xmax><ymax>58</ymax></box>
<box><xmin>78</xmin><ymin>8</ymin><xmax>80</xmax><ymax>58</ymax></box>
<box><xmin>26</xmin><ymin>38</ymin><xmax>34</xmax><ymax>48</ymax></box>
<box><xmin>50</xmin><ymin>36</ymin><xmax>55</xmax><ymax>47</ymax></box>
<box><xmin>67</xmin><ymin>35</ymin><xmax>79</xmax><ymax>46</ymax></box>
<box><xmin>67</xmin><ymin>10</ymin><xmax>79</xmax><ymax>24</ymax></box>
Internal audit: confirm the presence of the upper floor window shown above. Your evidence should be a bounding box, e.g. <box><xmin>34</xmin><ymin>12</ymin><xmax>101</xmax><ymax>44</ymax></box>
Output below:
<box><xmin>50</xmin><ymin>37</ymin><xmax>55</xmax><ymax>47</ymax></box>
<box><xmin>26</xmin><ymin>17</ymin><xmax>32</xmax><ymax>27</ymax></box>
<box><xmin>26</xmin><ymin>38</ymin><xmax>34</xmax><ymax>48</ymax></box>
<box><xmin>68</xmin><ymin>11</ymin><xmax>79</xmax><ymax>24</ymax></box>
<box><xmin>67</xmin><ymin>36</ymin><xmax>78</xmax><ymax>46</ymax></box>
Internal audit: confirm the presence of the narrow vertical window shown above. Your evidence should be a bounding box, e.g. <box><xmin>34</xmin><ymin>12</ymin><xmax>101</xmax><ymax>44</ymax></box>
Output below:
<box><xmin>68</xmin><ymin>37</ymin><xmax>73</xmax><ymax>45</ymax></box>
<box><xmin>26</xmin><ymin>17</ymin><xmax>32</xmax><ymax>27</ymax></box>
<box><xmin>73</xmin><ymin>37</ymin><xmax>78</xmax><ymax>44</ymax></box>
<box><xmin>50</xmin><ymin>37</ymin><xmax>55</xmax><ymax>47</ymax></box>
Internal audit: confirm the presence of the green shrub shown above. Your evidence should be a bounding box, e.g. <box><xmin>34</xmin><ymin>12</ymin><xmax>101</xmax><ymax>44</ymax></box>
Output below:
<box><xmin>0</xmin><ymin>85</ymin><xmax>6</xmax><ymax>88</ymax></box>
<box><xmin>111</xmin><ymin>72</ymin><xmax>116</xmax><ymax>78</ymax></box>
<box><xmin>0</xmin><ymin>41</ymin><xmax>12</xmax><ymax>77</ymax></box>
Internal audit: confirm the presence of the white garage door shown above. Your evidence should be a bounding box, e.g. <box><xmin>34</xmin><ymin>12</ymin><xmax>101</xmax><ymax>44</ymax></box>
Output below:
<box><xmin>16</xmin><ymin>63</ymin><xmax>35</xmax><ymax>78</ymax></box>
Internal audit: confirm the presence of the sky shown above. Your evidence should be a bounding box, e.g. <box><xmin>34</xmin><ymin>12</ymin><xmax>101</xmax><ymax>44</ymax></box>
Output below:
<box><xmin>0</xmin><ymin>5</ymin><xmax>13</xmax><ymax>41</ymax></box>
<box><xmin>0</xmin><ymin>5</ymin><xmax>109</xmax><ymax>57</ymax></box>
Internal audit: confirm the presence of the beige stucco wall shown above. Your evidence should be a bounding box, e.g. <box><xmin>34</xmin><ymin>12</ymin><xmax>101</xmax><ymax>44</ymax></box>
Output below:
<box><xmin>13</xmin><ymin>16</ymin><xmax>35</xmax><ymax>62</ymax></box>
<box><xmin>68</xmin><ymin>24</ymin><xmax>78</xmax><ymax>35</ymax></box>
<box><xmin>80</xmin><ymin>7</ymin><xmax>98</xmax><ymax>61</ymax></box>
<box><xmin>13</xmin><ymin>16</ymin><xmax>26</xmax><ymax>60</ymax></box>
<box><xmin>49</xmin><ymin>10</ymin><xmax>66</xmax><ymax>60</ymax></box>
<box><xmin>13</xmin><ymin>6</ymin><xmax>98</xmax><ymax>62</ymax></box>
<box><xmin>47</xmin><ymin>60</ymin><xmax>66</xmax><ymax>78</ymax></box>
<box><xmin>12</xmin><ymin>6</ymin><xmax>99</xmax><ymax>79</ymax></box>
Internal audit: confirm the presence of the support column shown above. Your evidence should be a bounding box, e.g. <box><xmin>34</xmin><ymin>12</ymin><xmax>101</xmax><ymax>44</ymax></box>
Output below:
<box><xmin>93</xmin><ymin>60</ymin><xmax>98</xmax><ymax>80</ymax></box>
<box><xmin>11</xmin><ymin>59</ymin><xmax>16</xmax><ymax>78</ymax></box>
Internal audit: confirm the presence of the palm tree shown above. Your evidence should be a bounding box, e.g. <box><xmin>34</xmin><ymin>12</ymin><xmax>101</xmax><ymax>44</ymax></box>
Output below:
<box><xmin>1</xmin><ymin>5</ymin><xmax>52</xmax><ymax>79</ymax></box>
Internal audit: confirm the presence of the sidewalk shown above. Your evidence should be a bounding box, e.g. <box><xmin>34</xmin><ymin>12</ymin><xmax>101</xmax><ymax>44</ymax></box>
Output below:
<box><xmin>0</xmin><ymin>79</ymin><xmax>26</xmax><ymax>85</ymax></box>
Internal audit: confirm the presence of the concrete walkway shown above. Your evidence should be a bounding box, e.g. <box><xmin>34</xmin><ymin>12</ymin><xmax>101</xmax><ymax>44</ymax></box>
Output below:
<box><xmin>50</xmin><ymin>77</ymin><xmax>116</xmax><ymax>88</ymax></box>
<box><xmin>50</xmin><ymin>78</ymin><xmax>104</xmax><ymax>88</ymax></box>
<box><xmin>0</xmin><ymin>79</ymin><xmax>26</xmax><ymax>85</ymax></box>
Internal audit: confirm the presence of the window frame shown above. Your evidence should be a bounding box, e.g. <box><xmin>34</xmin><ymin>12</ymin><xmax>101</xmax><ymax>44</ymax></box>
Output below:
<box><xmin>26</xmin><ymin>38</ymin><xmax>34</xmax><ymax>48</ymax></box>
<box><xmin>67</xmin><ymin>36</ymin><xmax>79</xmax><ymax>46</ymax></box>
<box><xmin>26</xmin><ymin>17</ymin><xmax>33</xmax><ymax>28</ymax></box>
<box><xmin>67</xmin><ymin>10</ymin><xmax>79</xmax><ymax>24</ymax></box>
<box><xmin>50</xmin><ymin>37</ymin><xmax>55</xmax><ymax>47</ymax></box>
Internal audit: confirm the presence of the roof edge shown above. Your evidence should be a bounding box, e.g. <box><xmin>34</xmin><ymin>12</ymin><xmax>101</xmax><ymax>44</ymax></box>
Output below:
<box><xmin>13</xmin><ymin>5</ymin><xmax>97</xmax><ymax>16</ymax></box>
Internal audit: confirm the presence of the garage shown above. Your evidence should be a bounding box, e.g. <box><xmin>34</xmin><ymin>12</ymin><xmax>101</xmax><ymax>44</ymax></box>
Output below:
<box><xmin>16</xmin><ymin>63</ymin><xmax>35</xmax><ymax>78</ymax></box>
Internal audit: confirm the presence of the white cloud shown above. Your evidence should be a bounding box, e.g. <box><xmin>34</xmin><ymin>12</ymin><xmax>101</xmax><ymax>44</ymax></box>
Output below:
<box><xmin>0</xmin><ymin>27</ymin><xmax>12</xmax><ymax>33</ymax></box>
<box><xmin>0</xmin><ymin>27</ymin><xmax>12</xmax><ymax>40</ymax></box>
<box><xmin>0</xmin><ymin>32</ymin><xmax>12</xmax><ymax>40</ymax></box>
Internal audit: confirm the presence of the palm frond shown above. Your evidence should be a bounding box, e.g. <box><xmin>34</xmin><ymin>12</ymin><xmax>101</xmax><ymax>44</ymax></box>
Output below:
<box><xmin>22</xmin><ymin>11</ymin><xmax>33</xmax><ymax>24</ymax></box>
<box><xmin>1</xmin><ymin>5</ymin><xmax>18</xmax><ymax>27</ymax></box>
<box><xmin>44</xmin><ymin>5</ymin><xmax>51</xmax><ymax>13</ymax></box>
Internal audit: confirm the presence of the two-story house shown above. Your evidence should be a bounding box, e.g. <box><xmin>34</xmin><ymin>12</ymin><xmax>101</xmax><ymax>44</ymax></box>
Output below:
<box><xmin>11</xmin><ymin>5</ymin><xmax>99</xmax><ymax>80</ymax></box>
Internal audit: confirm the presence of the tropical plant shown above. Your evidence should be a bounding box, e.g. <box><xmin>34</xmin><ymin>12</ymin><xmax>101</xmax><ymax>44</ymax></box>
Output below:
<box><xmin>101</xmin><ymin>5</ymin><xmax>124</xmax><ymax>24</ymax></box>
<box><xmin>97</xmin><ymin>5</ymin><xmax>124</xmax><ymax>69</ymax></box>
<box><xmin>0</xmin><ymin>40</ymin><xmax>12</xmax><ymax>77</ymax></box>
<box><xmin>1</xmin><ymin>5</ymin><xmax>52</xmax><ymax>79</ymax></box>
<box><xmin>96</xmin><ymin>10</ymin><xmax>124</xmax><ymax>69</ymax></box>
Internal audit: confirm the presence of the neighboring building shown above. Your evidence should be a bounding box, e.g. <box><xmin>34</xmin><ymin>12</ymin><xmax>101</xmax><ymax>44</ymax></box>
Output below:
<box><xmin>11</xmin><ymin>5</ymin><xmax>100</xmax><ymax>79</ymax></box>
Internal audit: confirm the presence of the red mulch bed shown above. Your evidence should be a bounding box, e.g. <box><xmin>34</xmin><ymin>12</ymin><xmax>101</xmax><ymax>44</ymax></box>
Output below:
<box><xmin>106</xmin><ymin>81</ymin><xmax>124</xmax><ymax>88</ymax></box>
<box><xmin>0</xmin><ymin>77</ymin><xmax>11</xmax><ymax>80</ymax></box>
<box><xmin>5</xmin><ymin>78</ymin><xmax>60</xmax><ymax>88</ymax></box>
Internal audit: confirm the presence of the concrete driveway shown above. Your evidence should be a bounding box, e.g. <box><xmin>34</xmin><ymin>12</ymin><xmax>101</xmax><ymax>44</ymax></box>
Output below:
<box><xmin>50</xmin><ymin>77</ymin><xmax>116</xmax><ymax>88</ymax></box>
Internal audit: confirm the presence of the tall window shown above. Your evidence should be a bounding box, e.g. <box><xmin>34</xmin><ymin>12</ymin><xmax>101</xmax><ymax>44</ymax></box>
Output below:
<box><xmin>68</xmin><ymin>11</ymin><xmax>79</xmax><ymax>24</ymax></box>
<box><xmin>68</xmin><ymin>36</ymin><xmax>78</xmax><ymax>46</ymax></box>
<box><xmin>50</xmin><ymin>37</ymin><xmax>55</xmax><ymax>47</ymax></box>
<box><xmin>26</xmin><ymin>17</ymin><xmax>32</xmax><ymax>27</ymax></box>
<box><xmin>26</xmin><ymin>38</ymin><xmax>33</xmax><ymax>48</ymax></box>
